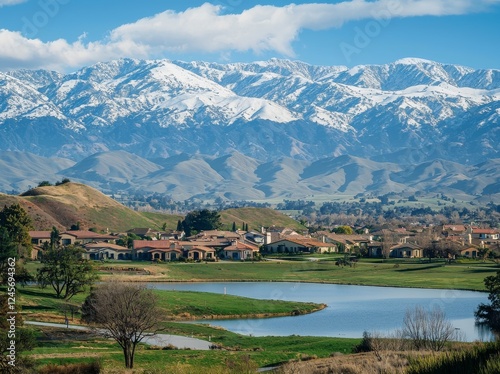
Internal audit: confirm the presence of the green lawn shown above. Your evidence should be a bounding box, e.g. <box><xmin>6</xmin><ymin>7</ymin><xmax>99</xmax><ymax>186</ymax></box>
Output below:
<box><xmin>108</xmin><ymin>259</ymin><xmax>498</xmax><ymax>291</ymax></box>
<box><xmin>155</xmin><ymin>290</ymin><xmax>323</xmax><ymax>318</ymax></box>
<box><xmin>27</xmin><ymin>324</ymin><xmax>360</xmax><ymax>372</ymax></box>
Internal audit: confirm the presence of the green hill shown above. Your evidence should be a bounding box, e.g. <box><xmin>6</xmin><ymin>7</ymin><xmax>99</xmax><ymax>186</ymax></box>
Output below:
<box><xmin>1</xmin><ymin>184</ymin><xmax>303</xmax><ymax>233</ymax></box>
<box><xmin>220</xmin><ymin>207</ymin><xmax>305</xmax><ymax>232</ymax></box>
<box><xmin>0</xmin><ymin>183</ymin><xmax>181</xmax><ymax>232</ymax></box>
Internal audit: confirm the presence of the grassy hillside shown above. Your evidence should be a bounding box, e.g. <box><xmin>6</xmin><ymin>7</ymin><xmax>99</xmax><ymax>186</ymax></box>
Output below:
<box><xmin>0</xmin><ymin>183</ymin><xmax>178</xmax><ymax>232</ymax></box>
<box><xmin>1</xmin><ymin>184</ymin><xmax>302</xmax><ymax>233</ymax></box>
<box><xmin>220</xmin><ymin>207</ymin><xmax>305</xmax><ymax>231</ymax></box>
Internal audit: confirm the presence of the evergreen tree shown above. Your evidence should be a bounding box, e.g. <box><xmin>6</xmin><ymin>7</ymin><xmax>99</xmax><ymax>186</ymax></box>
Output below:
<box><xmin>0</xmin><ymin>204</ymin><xmax>33</xmax><ymax>258</ymax></box>
<box><xmin>181</xmin><ymin>210</ymin><xmax>222</xmax><ymax>237</ymax></box>
<box><xmin>50</xmin><ymin>226</ymin><xmax>60</xmax><ymax>250</ymax></box>
<box><xmin>232</xmin><ymin>222</ymin><xmax>236</xmax><ymax>232</ymax></box>
<box><xmin>0</xmin><ymin>228</ymin><xmax>16</xmax><ymax>284</ymax></box>
<box><xmin>475</xmin><ymin>271</ymin><xmax>500</xmax><ymax>335</ymax></box>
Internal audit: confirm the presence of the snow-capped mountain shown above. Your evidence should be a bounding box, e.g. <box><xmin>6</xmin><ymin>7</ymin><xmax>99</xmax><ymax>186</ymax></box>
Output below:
<box><xmin>1</xmin><ymin>57</ymin><xmax>499</xmax><ymax>165</ymax></box>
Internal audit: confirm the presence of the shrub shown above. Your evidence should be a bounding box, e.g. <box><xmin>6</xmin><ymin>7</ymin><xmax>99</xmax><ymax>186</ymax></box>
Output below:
<box><xmin>38</xmin><ymin>360</ymin><xmax>102</xmax><ymax>374</ymax></box>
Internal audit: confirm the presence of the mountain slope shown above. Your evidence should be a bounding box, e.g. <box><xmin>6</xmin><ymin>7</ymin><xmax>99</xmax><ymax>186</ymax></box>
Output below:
<box><xmin>1</xmin><ymin>151</ymin><xmax>499</xmax><ymax>202</ymax></box>
<box><xmin>7</xmin><ymin>182</ymin><xmax>169</xmax><ymax>231</ymax></box>
<box><xmin>1</xmin><ymin>58</ymin><xmax>499</xmax><ymax>164</ymax></box>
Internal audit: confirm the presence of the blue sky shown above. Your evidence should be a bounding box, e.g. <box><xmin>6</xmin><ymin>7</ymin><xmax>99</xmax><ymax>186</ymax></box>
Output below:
<box><xmin>0</xmin><ymin>0</ymin><xmax>499</xmax><ymax>71</ymax></box>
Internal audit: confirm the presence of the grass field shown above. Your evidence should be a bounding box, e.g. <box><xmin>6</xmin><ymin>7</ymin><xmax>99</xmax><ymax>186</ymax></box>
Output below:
<box><xmin>95</xmin><ymin>257</ymin><xmax>498</xmax><ymax>291</ymax></box>
<box><xmin>18</xmin><ymin>283</ymin><xmax>333</xmax><ymax>371</ymax></box>
<box><xmin>27</xmin><ymin>324</ymin><xmax>360</xmax><ymax>372</ymax></box>
<box><xmin>18</xmin><ymin>286</ymin><xmax>323</xmax><ymax>323</ymax></box>
<box><xmin>18</xmin><ymin>257</ymin><xmax>499</xmax><ymax>372</ymax></box>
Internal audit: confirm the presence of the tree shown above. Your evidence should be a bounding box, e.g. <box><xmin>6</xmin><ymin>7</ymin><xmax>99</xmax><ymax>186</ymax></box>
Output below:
<box><xmin>475</xmin><ymin>271</ymin><xmax>500</xmax><ymax>335</ymax></box>
<box><xmin>333</xmin><ymin>225</ymin><xmax>354</xmax><ymax>235</ymax></box>
<box><xmin>176</xmin><ymin>219</ymin><xmax>183</xmax><ymax>232</ymax></box>
<box><xmin>37</xmin><ymin>181</ymin><xmax>52</xmax><ymax>187</ymax></box>
<box><xmin>0</xmin><ymin>204</ymin><xmax>33</xmax><ymax>259</ymax></box>
<box><xmin>37</xmin><ymin>245</ymin><xmax>98</xmax><ymax>300</ymax></box>
<box><xmin>55</xmin><ymin>178</ymin><xmax>71</xmax><ymax>186</ymax></box>
<box><xmin>381</xmin><ymin>229</ymin><xmax>398</xmax><ymax>259</ymax></box>
<box><xmin>70</xmin><ymin>221</ymin><xmax>80</xmax><ymax>230</ymax></box>
<box><xmin>402</xmin><ymin>306</ymin><xmax>457</xmax><ymax>351</ymax></box>
<box><xmin>232</xmin><ymin>221</ymin><xmax>237</xmax><ymax>232</ymax></box>
<box><xmin>49</xmin><ymin>226</ymin><xmax>60</xmax><ymax>250</ymax></box>
<box><xmin>181</xmin><ymin>209</ymin><xmax>222</xmax><ymax>236</ymax></box>
<box><xmin>0</xmin><ymin>228</ymin><xmax>17</xmax><ymax>284</ymax></box>
<box><xmin>81</xmin><ymin>282</ymin><xmax>163</xmax><ymax>369</ymax></box>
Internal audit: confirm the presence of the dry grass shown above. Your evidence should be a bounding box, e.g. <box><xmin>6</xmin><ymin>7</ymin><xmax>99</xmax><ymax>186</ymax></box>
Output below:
<box><xmin>275</xmin><ymin>351</ymin><xmax>433</xmax><ymax>374</ymax></box>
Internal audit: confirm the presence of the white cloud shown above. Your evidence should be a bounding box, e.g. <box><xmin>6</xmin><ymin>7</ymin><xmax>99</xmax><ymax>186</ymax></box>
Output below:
<box><xmin>0</xmin><ymin>0</ymin><xmax>27</xmax><ymax>6</ymax></box>
<box><xmin>1</xmin><ymin>0</ymin><xmax>499</xmax><ymax>71</ymax></box>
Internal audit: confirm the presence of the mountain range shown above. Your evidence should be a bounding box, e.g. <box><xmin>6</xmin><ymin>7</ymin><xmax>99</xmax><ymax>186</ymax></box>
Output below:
<box><xmin>0</xmin><ymin>58</ymin><xmax>499</xmax><ymax>201</ymax></box>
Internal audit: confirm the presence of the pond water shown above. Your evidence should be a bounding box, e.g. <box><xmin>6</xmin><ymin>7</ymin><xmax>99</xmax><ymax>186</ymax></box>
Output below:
<box><xmin>152</xmin><ymin>282</ymin><xmax>493</xmax><ymax>341</ymax></box>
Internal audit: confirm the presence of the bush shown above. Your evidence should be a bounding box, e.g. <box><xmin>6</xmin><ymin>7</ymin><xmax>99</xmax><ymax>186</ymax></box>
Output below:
<box><xmin>407</xmin><ymin>343</ymin><xmax>500</xmax><ymax>374</ymax></box>
<box><xmin>38</xmin><ymin>360</ymin><xmax>102</xmax><ymax>374</ymax></box>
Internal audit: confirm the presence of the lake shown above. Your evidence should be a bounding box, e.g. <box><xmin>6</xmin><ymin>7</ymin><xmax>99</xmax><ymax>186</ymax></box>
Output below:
<box><xmin>152</xmin><ymin>282</ymin><xmax>493</xmax><ymax>341</ymax></box>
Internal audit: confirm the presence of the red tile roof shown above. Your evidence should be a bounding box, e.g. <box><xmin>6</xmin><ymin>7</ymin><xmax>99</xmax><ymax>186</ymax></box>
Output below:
<box><xmin>63</xmin><ymin>230</ymin><xmax>118</xmax><ymax>240</ymax></box>
<box><xmin>133</xmin><ymin>240</ymin><xmax>171</xmax><ymax>249</ymax></box>
<box><xmin>29</xmin><ymin>231</ymin><xmax>51</xmax><ymax>239</ymax></box>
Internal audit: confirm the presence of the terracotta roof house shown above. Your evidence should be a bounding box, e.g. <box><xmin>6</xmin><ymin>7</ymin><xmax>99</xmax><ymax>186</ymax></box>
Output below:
<box><xmin>265</xmin><ymin>238</ymin><xmax>337</xmax><ymax>254</ymax></box>
<box><xmin>222</xmin><ymin>241</ymin><xmax>259</xmax><ymax>260</ymax></box>
<box><xmin>132</xmin><ymin>240</ymin><xmax>172</xmax><ymax>261</ymax></box>
<box><xmin>460</xmin><ymin>247</ymin><xmax>480</xmax><ymax>258</ymax></box>
<box><xmin>29</xmin><ymin>231</ymin><xmax>51</xmax><ymax>246</ymax></box>
<box><xmin>471</xmin><ymin>229</ymin><xmax>499</xmax><ymax>240</ymax></box>
<box><xmin>60</xmin><ymin>231</ymin><xmax>118</xmax><ymax>245</ymax></box>
<box><xmin>389</xmin><ymin>243</ymin><xmax>423</xmax><ymax>258</ymax></box>
<box><xmin>127</xmin><ymin>228</ymin><xmax>157</xmax><ymax>238</ymax></box>
<box><xmin>319</xmin><ymin>233</ymin><xmax>372</xmax><ymax>252</ymax></box>
<box><xmin>83</xmin><ymin>242</ymin><xmax>132</xmax><ymax>261</ymax></box>
<box><xmin>185</xmin><ymin>245</ymin><xmax>216</xmax><ymax>261</ymax></box>
<box><xmin>148</xmin><ymin>247</ymin><xmax>182</xmax><ymax>262</ymax></box>
<box><xmin>190</xmin><ymin>230</ymin><xmax>241</xmax><ymax>239</ymax></box>
<box><xmin>442</xmin><ymin>225</ymin><xmax>467</xmax><ymax>234</ymax></box>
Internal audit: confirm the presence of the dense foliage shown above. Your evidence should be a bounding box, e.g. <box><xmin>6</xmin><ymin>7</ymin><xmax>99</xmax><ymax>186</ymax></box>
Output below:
<box><xmin>475</xmin><ymin>271</ymin><xmax>500</xmax><ymax>335</ymax></box>
<box><xmin>37</xmin><ymin>245</ymin><xmax>98</xmax><ymax>300</ymax></box>
<box><xmin>0</xmin><ymin>204</ymin><xmax>33</xmax><ymax>259</ymax></box>
<box><xmin>181</xmin><ymin>209</ymin><xmax>222</xmax><ymax>236</ymax></box>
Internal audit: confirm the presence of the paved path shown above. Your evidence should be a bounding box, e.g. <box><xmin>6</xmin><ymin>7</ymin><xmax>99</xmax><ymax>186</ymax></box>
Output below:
<box><xmin>25</xmin><ymin>321</ymin><xmax>212</xmax><ymax>350</ymax></box>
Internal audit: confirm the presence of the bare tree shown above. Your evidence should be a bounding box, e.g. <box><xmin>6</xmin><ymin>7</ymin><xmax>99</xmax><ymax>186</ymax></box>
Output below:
<box><xmin>426</xmin><ymin>307</ymin><xmax>459</xmax><ymax>351</ymax></box>
<box><xmin>81</xmin><ymin>282</ymin><xmax>163</xmax><ymax>368</ymax></box>
<box><xmin>382</xmin><ymin>229</ymin><xmax>398</xmax><ymax>259</ymax></box>
<box><xmin>402</xmin><ymin>306</ymin><xmax>457</xmax><ymax>351</ymax></box>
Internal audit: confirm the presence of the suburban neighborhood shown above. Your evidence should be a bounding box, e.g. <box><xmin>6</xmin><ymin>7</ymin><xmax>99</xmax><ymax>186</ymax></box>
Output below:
<box><xmin>28</xmin><ymin>223</ymin><xmax>500</xmax><ymax>262</ymax></box>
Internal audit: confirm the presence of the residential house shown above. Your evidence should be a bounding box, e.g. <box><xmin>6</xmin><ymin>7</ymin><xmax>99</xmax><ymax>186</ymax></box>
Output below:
<box><xmin>133</xmin><ymin>240</ymin><xmax>172</xmax><ymax>261</ymax></box>
<box><xmin>470</xmin><ymin>228</ymin><xmax>500</xmax><ymax>248</ymax></box>
<box><xmin>185</xmin><ymin>245</ymin><xmax>216</xmax><ymax>261</ymax></box>
<box><xmin>317</xmin><ymin>232</ymin><xmax>372</xmax><ymax>253</ymax></box>
<box><xmin>460</xmin><ymin>247</ymin><xmax>479</xmax><ymax>259</ymax></box>
<box><xmin>367</xmin><ymin>243</ymin><xmax>383</xmax><ymax>257</ymax></box>
<box><xmin>471</xmin><ymin>228</ymin><xmax>499</xmax><ymax>240</ymax></box>
<box><xmin>60</xmin><ymin>230</ymin><xmax>118</xmax><ymax>245</ymax></box>
<box><xmin>223</xmin><ymin>240</ymin><xmax>260</xmax><ymax>260</ymax></box>
<box><xmin>83</xmin><ymin>242</ymin><xmax>132</xmax><ymax>260</ymax></box>
<box><xmin>29</xmin><ymin>231</ymin><xmax>52</xmax><ymax>246</ymax></box>
<box><xmin>266</xmin><ymin>237</ymin><xmax>337</xmax><ymax>254</ymax></box>
<box><xmin>263</xmin><ymin>226</ymin><xmax>302</xmax><ymax>245</ymax></box>
<box><xmin>389</xmin><ymin>243</ymin><xmax>423</xmax><ymax>258</ymax></box>
<box><xmin>127</xmin><ymin>228</ymin><xmax>158</xmax><ymax>238</ymax></box>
